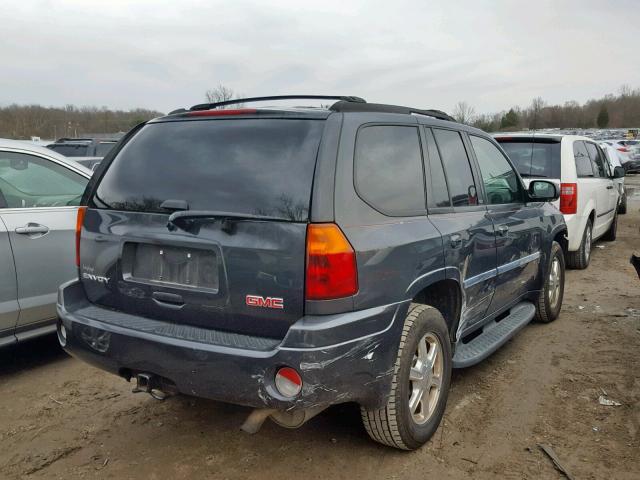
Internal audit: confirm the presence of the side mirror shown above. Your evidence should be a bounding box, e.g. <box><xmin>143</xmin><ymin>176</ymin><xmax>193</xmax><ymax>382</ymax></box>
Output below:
<box><xmin>528</xmin><ymin>180</ymin><xmax>558</xmax><ymax>201</ymax></box>
<box><xmin>613</xmin><ymin>166</ymin><xmax>625</xmax><ymax>178</ymax></box>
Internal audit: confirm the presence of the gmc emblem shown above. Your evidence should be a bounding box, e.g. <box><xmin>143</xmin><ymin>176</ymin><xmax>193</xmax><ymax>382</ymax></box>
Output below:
<box><xmin>245</xmin><ymin>294</ymin><xmax>284</xmax><ymax>309</ymax></box>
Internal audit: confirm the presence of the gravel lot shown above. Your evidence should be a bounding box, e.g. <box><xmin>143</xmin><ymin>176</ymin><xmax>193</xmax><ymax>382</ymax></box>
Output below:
<box><xmin>1</xmin><ymin>177</ymin><xmax>639</xmax><ymax>480</ymax></box>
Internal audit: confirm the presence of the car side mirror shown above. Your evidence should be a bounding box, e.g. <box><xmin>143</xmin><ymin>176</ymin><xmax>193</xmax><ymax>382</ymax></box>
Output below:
<box><xmin>528</xmin><ymin>180</ymin><xmax>558</xmax><ymax>201</ymax></box>
<box><xmin>613</xmin><ymin>166</ymin><xmax>625</xmax><ymax>178</ymax></box>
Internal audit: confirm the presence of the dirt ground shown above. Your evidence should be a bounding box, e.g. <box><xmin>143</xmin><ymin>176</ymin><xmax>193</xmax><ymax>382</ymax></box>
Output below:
<box><xmin>1</xmin><ymin>179</ymin><xmax>639</xmax><ymax>480</ymax></box>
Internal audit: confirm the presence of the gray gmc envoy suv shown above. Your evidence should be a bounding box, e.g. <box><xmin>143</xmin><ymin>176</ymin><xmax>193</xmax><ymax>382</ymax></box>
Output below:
<box><xmin>57</xmin><ymin>95</ymin><xmax>567</xmax><ymax>450</ymax></box>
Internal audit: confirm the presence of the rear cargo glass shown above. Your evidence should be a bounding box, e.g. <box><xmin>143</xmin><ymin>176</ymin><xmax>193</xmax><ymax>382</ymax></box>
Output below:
<box><xmin>496</xmin><ymin>138</ymin><xmax>561</xmax><ymax>178</ymax></box>
<box><xmin>92</xmin><ymin>119</ymin><xmax>323</xmax><ymax>220</ymax></box>
<box><xmin>48</xmin><ymin>144</ymin><xmax>90</xmax><ymax>157</ymax></box>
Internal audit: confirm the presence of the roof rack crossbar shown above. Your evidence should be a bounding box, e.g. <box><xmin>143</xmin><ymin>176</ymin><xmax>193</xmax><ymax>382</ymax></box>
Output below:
<box><xmin>189</xmin><ymin>95</ymin><xmax>366</xmax><ymax>111</ymax></box>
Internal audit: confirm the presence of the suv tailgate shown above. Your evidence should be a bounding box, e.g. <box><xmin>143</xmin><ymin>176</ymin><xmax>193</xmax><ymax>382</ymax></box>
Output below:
<box><xmin>81</xmin><ymin>117</ymin><xmax>324</xmax><ymax>339</ymax></box>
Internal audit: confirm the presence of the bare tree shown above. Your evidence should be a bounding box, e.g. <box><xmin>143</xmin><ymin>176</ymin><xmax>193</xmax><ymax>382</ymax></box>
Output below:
<box><xmin>452</xmin><ymin>101</ymin><xmax>476</xmax><ymax>124</ymax></box>
<box><xmin>205</xmin><ymin>84</ymin><xmax>243</xmax><ymax>108</ymax></box>
<box><xmin>529</xmin><ymin>97</ymin><xmax>546</xmax><ymax>130</ymax></box>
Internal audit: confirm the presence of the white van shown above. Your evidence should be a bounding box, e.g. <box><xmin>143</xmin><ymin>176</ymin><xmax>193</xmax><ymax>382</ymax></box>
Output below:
<box><xmin>495</xmin><ymin>134</ymin><xmax>623</xmax><ymax>269</ymax></box>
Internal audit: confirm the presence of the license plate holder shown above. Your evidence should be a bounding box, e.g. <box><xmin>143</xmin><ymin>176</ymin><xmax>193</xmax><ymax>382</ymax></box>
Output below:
<box><xmin>124</xmin><ymin>242</ymin><xmax>219</xmax><ymax>292</ymax></box>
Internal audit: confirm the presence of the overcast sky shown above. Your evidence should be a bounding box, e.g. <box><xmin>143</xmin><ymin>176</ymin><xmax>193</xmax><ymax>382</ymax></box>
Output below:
<box><xmin>2</xmin><ymin>0</ymin><xmax>639</xmax><ymax>115</ymax></box>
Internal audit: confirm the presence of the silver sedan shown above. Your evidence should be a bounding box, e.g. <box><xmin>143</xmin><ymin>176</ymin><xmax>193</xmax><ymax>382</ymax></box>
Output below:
<box><xmin>0</xmin><ymin>139</ymin><xmax>91</xmax><ymax>347</ymax></box>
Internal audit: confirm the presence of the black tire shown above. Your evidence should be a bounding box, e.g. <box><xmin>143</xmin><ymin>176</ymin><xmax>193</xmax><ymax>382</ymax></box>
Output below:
<box><xmin>618</xmin><ymin>193</ymin><xmax>627</xmax><ymax>215</ymax></box>
<box><xmin>602</xmin><ymin>212</ymin><xmax>617</xmax><ymax>241</ymax></box>
<box><xmin>566</xmin><ymin>219</ymin><xmax>592</xmax><ymax>270</ymax></box>
<box><xmin>361</xmin><ymin>304</ymin><xmax>452</xmax><ymax>450</ymax></box>
<box><xmin>535</xmin><ymin>241</ymin><xmax>565</xmax><ymax>323</ymax></box>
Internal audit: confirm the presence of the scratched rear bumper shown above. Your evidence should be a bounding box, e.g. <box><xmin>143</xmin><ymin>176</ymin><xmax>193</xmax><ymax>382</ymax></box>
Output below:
<box><xmin>57</xmin><ymin>280</ymin><xmax>407</xmax><ymax>410</ymax></box>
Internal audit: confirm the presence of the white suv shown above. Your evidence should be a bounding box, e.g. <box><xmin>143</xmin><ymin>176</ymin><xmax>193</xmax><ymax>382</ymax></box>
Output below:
<box><xmin>495</xmin><ymin>134</ymin><xmax>624</xmax><ymax>269</ymax></box>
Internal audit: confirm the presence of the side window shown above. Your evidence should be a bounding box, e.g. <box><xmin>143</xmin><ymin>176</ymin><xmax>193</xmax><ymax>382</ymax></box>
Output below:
<box><xmin>573</xmin><ymin>141</ymin><xmax>594</xmax><ymax>177</ymax></box>
<box><xmin>0</xmin><ymin>152</ymin><xmax>87</xmax><ymax>208</ymax></box>
<box><xmin>597</xmin><ymin>145</ymin><xmax>612</xmax><ymax>176</ymax></box>
<box><xmin>470</xmin><ymin>136</ymin><xmax>523</xmax><ymax>204</ymax></box>
<box><xmin>354</xmin><ymin>125</ymin><xmax>425</xmax><ymax>216</ymax></box>
<box><xmin>584</xmin><ymin>142</ymin><xmax>605</xmax><ymax>178</ymax></box>
<box><xmin>433</xmin><ymin>129</ymin><xmax>478</xmax><ymax>207</ymax></box>
<box><xmin>423</xmin><ymin>128</ymin><xmax>451</xmax><ymax>208</ymax></box>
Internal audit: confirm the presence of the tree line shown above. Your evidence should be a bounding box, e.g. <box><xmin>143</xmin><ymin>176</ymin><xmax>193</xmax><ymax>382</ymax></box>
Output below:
<box><xmin>0</xmin><ymin>104</ymin><xmax>163</xmax><ymax>140</ymax></box>
<box><xmin>2</xmin><ymin>84</ymin><xmax>639</xmax><ymax>139</ymax></box>
<box><xmin>455</xmin><ymin>85</ymin><xmax>640</xmax><ymax>132</ymax></box>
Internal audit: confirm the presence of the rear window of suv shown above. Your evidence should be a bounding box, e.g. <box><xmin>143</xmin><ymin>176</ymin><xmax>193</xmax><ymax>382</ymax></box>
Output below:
<box><xmin>47</xmin><ymin>143</ymin><xmax>90</xmax><ymax>157</ymax></box>
<box><xmin>496</xmin><ymin>137</ymin><xmax>561</xmax><ymax>179</ymax></box>
<box><xmin>92</xmin><ymin>119</ymin><xmax>324</xmax><ymax>221</ymax></box>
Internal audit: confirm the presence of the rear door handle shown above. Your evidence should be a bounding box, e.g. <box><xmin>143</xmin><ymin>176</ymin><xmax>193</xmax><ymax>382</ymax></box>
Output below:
<box><xmin>450</xmin><ymin>234</ymin><xmax>462</xmax><ymax>248</ymax></box>
<box><xmin>15</xmin><ymin>223</ymin><xmax>49</xmax><ymax>235</ymax></box>
<box><xmin>497</xmin><ymin>225</ymin><xmax>509</xmax><ymax>237</ymax></box>
<box><xmin>606</xmin><ymin>185</ymin><xmax>614</xmax><ymax>189</ymax></box>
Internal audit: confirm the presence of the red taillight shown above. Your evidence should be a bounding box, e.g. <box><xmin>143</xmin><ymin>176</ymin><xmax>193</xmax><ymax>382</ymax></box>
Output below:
<box><xmin>305</xmin><ymin>224</ymin><xmax>358</xmax><ymax>301</ymax></box>
<box><xmin>617</xmin><ymin>147</ymin><xmax>629</xmax><ymax>152</ymax></box>
<box><xmin>186</xmin><ymin>108</ymin><xmax>257</xmax><ymax>117</ymax></box>
<box><xmin>75</xmin><ymin>206</ymin><xmax>87</xmax><ymax>267</ymax></box>
<box><xmin>559</xmin><ymin>183</ymin><xmax>577</xmax><ymax>214</ymax></box>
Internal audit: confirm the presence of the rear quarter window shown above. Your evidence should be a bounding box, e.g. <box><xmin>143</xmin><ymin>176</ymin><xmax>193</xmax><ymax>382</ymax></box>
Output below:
<box><xmin>92</xmin><ymin>119</ymin><xmax>324</xmax><ymax>221</ymax></box>
<box><xmin>573</xmin><ymin>140</ymin><xmax>594</xmax><ymax>177</ymax></box>
<box><xmin>354</xmin><ymin>125</ymin><xmax>425</xmax><ymax>216</ymax></box>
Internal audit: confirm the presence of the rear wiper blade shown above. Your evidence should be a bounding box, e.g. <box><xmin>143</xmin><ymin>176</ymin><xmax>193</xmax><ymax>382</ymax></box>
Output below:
<box><xmin>519</xmin><ymin>173</ymin><xmax>548</xmax><ymax>178</ymax></box>
<box><xmin>167</xmin><ymin>210</ymin><xmax>289</xmax><ymax>233</ymax></box>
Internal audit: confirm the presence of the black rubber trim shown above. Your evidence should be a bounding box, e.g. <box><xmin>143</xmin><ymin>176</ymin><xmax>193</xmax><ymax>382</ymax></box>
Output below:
<box><xmin>596</xmin><ymin>207</ymin><xmax>615</xmax><ymax>218</ymax></box>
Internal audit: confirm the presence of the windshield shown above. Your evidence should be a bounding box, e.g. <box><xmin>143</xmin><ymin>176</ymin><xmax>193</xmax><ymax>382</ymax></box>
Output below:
<box><xmin>496</xmin><ymin>139</ymin><xmax>561</xmax><ymax>178</ymax></box>
<box><xmin>93</xmin><ymin>118</ymin><xmax>324</xmax><ymax>221</ymax></box>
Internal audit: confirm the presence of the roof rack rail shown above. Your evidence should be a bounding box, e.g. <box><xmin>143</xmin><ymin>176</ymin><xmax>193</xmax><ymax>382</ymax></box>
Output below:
<box><xmin>329</xmin><ymin>101</ymin><xmax>455</xmax><ymax>122</ymax></box>
<box><xmin>189</xmin><ymin>95</ymin><xmax>367</xmax><ymax>111</ymax></box>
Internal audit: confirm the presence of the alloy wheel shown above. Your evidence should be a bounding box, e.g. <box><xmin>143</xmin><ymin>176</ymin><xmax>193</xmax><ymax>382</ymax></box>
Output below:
<box><xmin>548</xmin><ymin>256</ymin><xmax>562</xmax><ymax>310</ymax></box>
<box><xmin>408</xmin><ymin>333</ymin><xmax>444</xmax><ymax>425</ymax></box>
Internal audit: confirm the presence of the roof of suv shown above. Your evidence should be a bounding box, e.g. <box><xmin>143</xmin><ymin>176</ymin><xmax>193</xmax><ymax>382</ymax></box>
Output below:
<box><xmin>154</xmin><ymin>95</ymin><xmax>500</xmax><ymax>142</ymax></box>
<box><xmin>161</xmin><ymin>94</ymin><xmax>470</xmax><ymax>124</ymax></box>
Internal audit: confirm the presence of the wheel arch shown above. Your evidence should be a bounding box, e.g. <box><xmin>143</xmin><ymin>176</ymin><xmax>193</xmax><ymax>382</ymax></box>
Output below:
<box><xmin>409</xmin><ymin>277</ymin><xmax>462</xmax><ymax>343</ymax></box>
<box><xmin>552</xmin><ymin>226</ymin><xmax>569</xmax><ymax>258</ymax></box>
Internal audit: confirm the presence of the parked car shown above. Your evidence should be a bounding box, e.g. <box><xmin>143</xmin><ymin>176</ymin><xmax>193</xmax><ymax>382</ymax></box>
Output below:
<box><xmin>600</xmin><ymin>143</ymin><xmax>627</xmax><ymax>214</ymax></box>
<box><xmin>622</xmin><ymin>157</ymin><xmax>640</xmax><ymax>174</ymax></box>
<box><xmin>600</xmin><ymin>139</ymin><xmax>640</xmax><ymax>164</ymax></box>
<box><xmin>46</xmin><ymin>138</ymin><xmax>119</xmax><ymax>158</ymax></box>
<box><xmin>57</xmin><ymin>95</ymin><xmax>566</xmax><ymax>450</ymax></box>
<box><xmin>495</xmin><ymin>134</ymin><xmax>623</xmax><ymax>269</ymax></box>
<box><xmin>0</xmin><ymin>139</ymin><xmax>91</xmax><ymax>347</ymax></box>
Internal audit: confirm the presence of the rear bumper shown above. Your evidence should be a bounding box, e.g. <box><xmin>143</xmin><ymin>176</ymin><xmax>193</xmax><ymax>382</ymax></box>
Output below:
<box><xmin>57</xmin><ymin>280</ymin><xmax>405</xmax><ymax>410</ymax></box>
